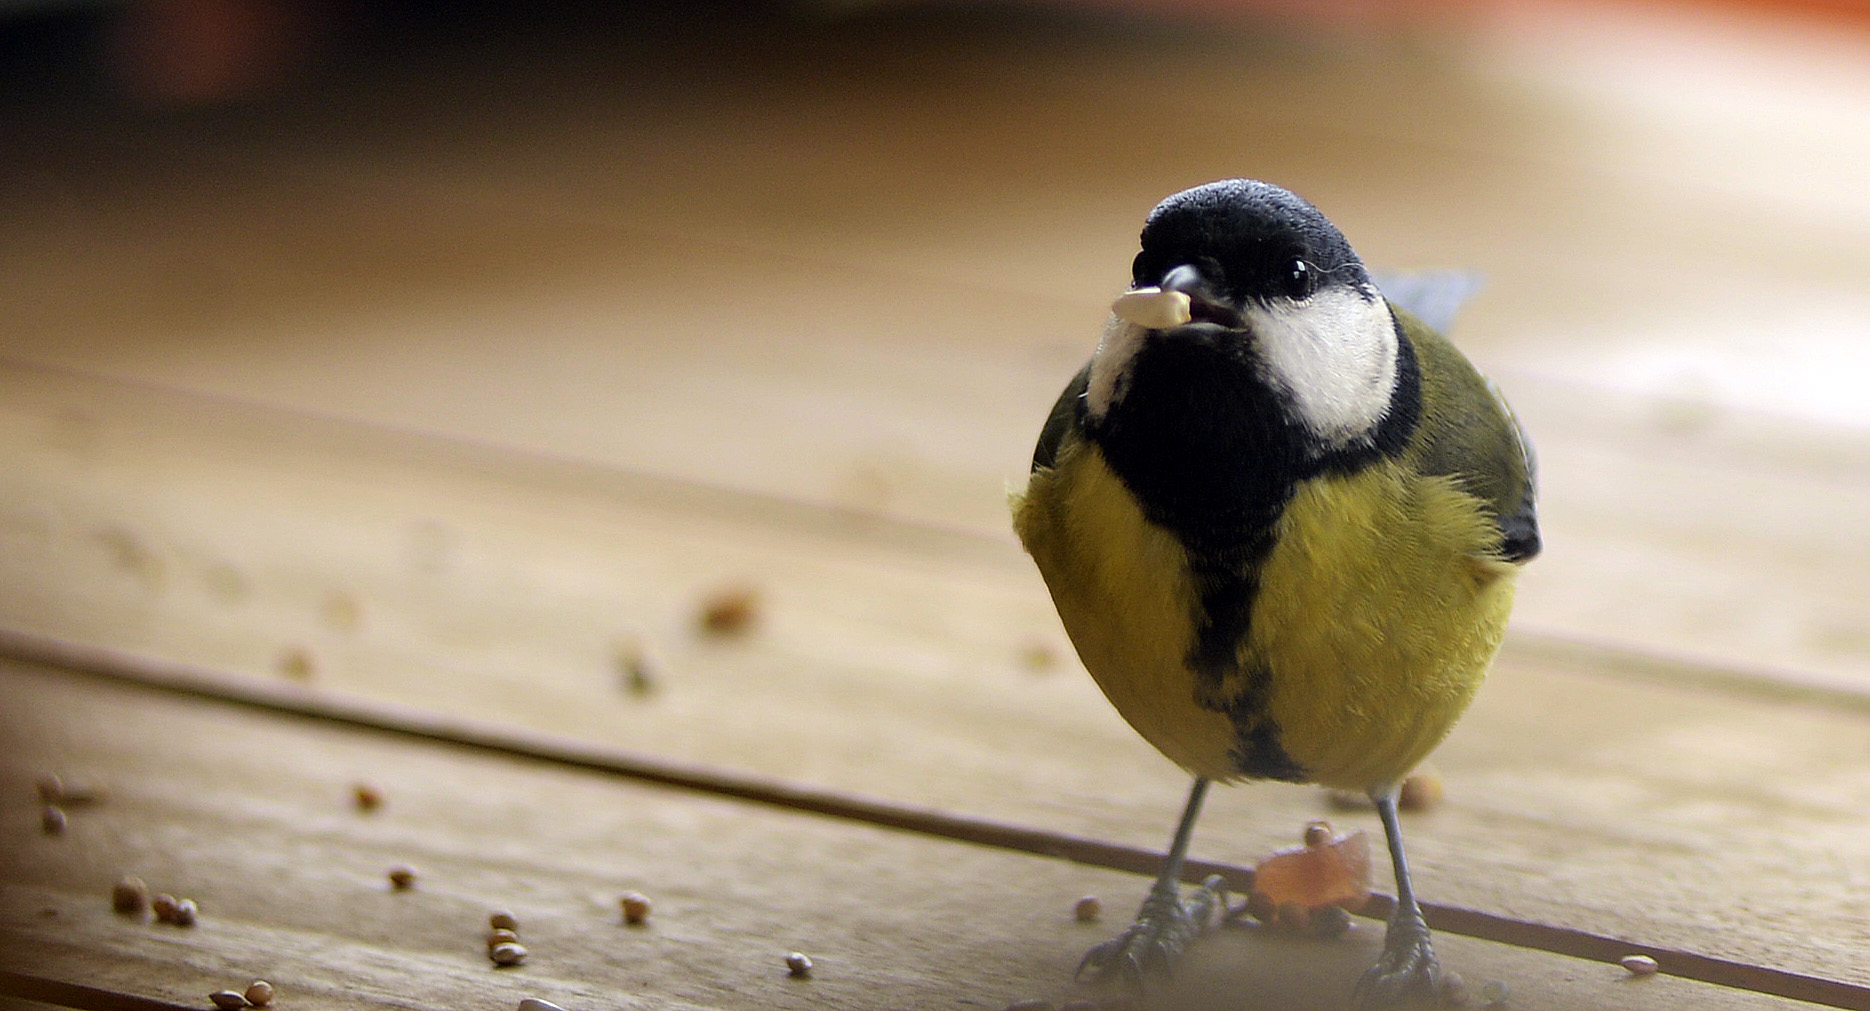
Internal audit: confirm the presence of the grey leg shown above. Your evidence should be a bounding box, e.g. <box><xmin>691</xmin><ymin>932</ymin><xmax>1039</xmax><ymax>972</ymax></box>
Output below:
<box><xmin>1077</xmin><ymin>776</ymin><xmax>1226</xmax><ymax>985</ymax></box>
<box><xmin>1352</xmin><ymin>789</ymin><xmax>1441</xmax><ymax>1008</ymax></box>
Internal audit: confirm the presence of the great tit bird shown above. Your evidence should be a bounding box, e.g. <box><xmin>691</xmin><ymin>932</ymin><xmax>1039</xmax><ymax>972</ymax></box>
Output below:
<box><xmin>1011</xmin><ymin>179</ymin><xmax>1539</xmax><ymax>1007</ymax></box>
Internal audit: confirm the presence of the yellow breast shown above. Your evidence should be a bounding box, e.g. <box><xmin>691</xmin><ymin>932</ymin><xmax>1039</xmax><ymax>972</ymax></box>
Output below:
<box><xmin>1012</xmin><ymin>437</ymin><xmax>1518</xmax><ymax>792</ymax></box>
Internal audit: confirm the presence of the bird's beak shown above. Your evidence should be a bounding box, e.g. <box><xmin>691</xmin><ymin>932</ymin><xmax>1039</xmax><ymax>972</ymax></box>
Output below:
<box><xmin>1160</xmin><ymin>265</ymin><xmax>1243</xmax><ymax>328</ymax></box>
<box><xmin>1110</xmin><ymin>265</ymin><xmax>1242</xmax><ymax>330</ymax></box>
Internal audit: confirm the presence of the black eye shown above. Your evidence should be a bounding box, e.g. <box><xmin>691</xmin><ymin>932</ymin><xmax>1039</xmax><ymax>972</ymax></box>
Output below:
<box><xmin>1282</xmin><ymin>259</ymin><xmax>1314</xmax><ymax>299</ymax></box>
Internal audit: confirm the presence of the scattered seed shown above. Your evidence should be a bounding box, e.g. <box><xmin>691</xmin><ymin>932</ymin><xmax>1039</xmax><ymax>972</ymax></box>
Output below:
<box><xmin>698</xmin><ymin>585</ymin><xmax>761</xmax><ymax>635</ymax></box>
<box><xmin>1018</xmin><ymin>640</ymin><xmax>1058</xmax><ymax>672</ymax></box>
<box><xmin>1302</xmin><ymin>820</ymin><xmax>1333</xmax><ymax>848</ymax></box>
<box><xmin>168</xmin><ymin>898</ymin><xmax>199</xmax><ymax>926</ymax></box>
<box><xmin>489</xmin><ymin>910</ymin><xmax>519</xmax><ymax>932</ymax></box>
<box><xmin>1398</xmin><ymin>771</ymin><xmax>1445</xmax><ymax>812</ymax></box>
<box><xmin>1072</xmin><ymin>895</ymin><xmax>1101</xmax><ymax>922</ymax></box>
<box><xmin>243</xmin><ymin>981</ymin><xmax>274</xmax><ymax>1007</ymax></box>
<box><xmin>209</xmin><ymin>990</ymin><xmax>249</xmax><ymax>1010</ymax></box>
<box><xmin>620</xmin><ymin>892</ymin><xmax>651</xmax><ymax>925</ymax></box>
<box><xmin>517</xmin><ymin>1000</ymin><xmax>565</xmax><ymax>1011</ymax></box>
<box><xmin>1241</xmin><ymin>889</ymin><xmax>1275</xmax><ymax>924</ymax></box>
<box><xmin>36</xmin><ymin>774</ymin><xmax>63</xmax><ymax>803</ymax></box>
<box><xmin>152</xmin><ymin>896</ymin><xmax>198</xmax><ymax>926</ymax></box>
<box><xmin>387</xmin><ymin>865</ymin><xmax>418</xmax><ymax>890</ymax></box>
<box><xmin>352</xmin><ymin>783</ymin><xmax>383</xmax><ymax>812</ymax></box>
<box><xmin>490</xmin><ymin>942</ymin><xmax>528</xmax><ymax>967</ymax></box>
<box><xmin>112</xmin><ymin>876</ymin><xmax>150</xmax><ymax>915</ymax></box>
<box><xmin>277</xmin><ymin>646</ymin><xmax>315</xmax><ymax>682</ymax></box>
<box><xmin>1275</xmin><ymin>901</ymin><xmax>1307</xmax><ymax>932</ymax></box>
<box><xmin>785</xmin><ymin>951</ymin><xmax>812</xmax><ymax>977</ymax></box>
<box><xmin>1620</xmin><ymin>954</ymin><xmax>1660</xmax><ymax>976</ymax></box>
<box><xmin>1437</xmin><ymin>972</ymin><xmax>1471</xmax><ymax>1008</ymax></box>
<box><xmin>614</xmin><ymin>638</ymin><xmax>660</xmax><ymax>697</ymax></box>
<box><xmin>41</xmin><ymin>805</ymin><xmax>66</xmax><ymax>835</ymax></box>
<box><xmin>1308</xmin><ymin>903</ymin><xmax>1352</xmax><ymax>939</ymax></box>
<box><xmin>487</xmin><ymin>928</ymin><xmax>520</xmax><ymax>951</ymax></box>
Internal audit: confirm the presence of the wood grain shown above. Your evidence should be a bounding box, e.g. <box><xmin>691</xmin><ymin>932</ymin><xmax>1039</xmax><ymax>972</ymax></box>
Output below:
<box><xmin>3</xmin><ymin>3</ymin><xmax>1868</xmax><ymax>1009</ymax></box>
<box><xmin>0</xmin><ymin>661</ymin><xmax>1828</xmax><ymax>1011</ymax></box>
<box><xmin>4</xmin><ymin>364</ymin><xmax>1870</xmax><ymax>1000</ymax></box>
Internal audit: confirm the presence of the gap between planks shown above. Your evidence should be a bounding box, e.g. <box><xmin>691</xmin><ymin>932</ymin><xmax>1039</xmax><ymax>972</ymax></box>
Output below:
<box><xmin>0</xmin><ymin>627</ymin><xmax>1862</xmax><ymax>1011</ymax></box>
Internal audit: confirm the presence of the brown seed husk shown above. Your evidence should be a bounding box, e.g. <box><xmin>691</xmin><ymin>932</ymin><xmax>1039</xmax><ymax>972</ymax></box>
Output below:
<box><xmin>243</xmin><ymin>981</ymin><xmax>275</xmax><ymax>1007</ymax></box>
<box><xmin>698</xmin><ymin>585</ymin><xmax>761</xmax><ymax>635</ymax></box>
<box><xmin>277</xmin><ymin>646</ymin><xmax>315</xmax><ymax>681</ymax></box>
<box><xmin>1073</xmin><ymin>896</ymin><xmax>1101</xmax><ymax>922</ymax></box>
<box><xmin>1018</xmin><ymin>640</ymin><xmax>1058</xmax><ymax>672</ymax></box>
<box><xmin>489</xmin><ymin>910</ymin><xmax>519</xmax><ymax>932</ymax></box>
<box><xmin>785</xmin><ymin>951</ymin><xmax>812</xmax><ymax>977</ymax></box>
<box><xmin>490</xmin><ymin>942</ymin><xmax>528</xmax><ymax>967</ymax></box>
<box><xmin>1398</xmin><ymin>771</ymin><xmax>1446</xmax><ymax>812</ymax></box>
<box><xmin>112</xmin><ymin>876</ymin><xmax>150</xmax><ymax>915</ymax></box>
<box><xmin>352</xmin><ymin>783</ymin><xmax>383</xmax><ymax>812</ymax></box>
<box><xmin>210</xmin><ymin>991</ymin><xmax>249</xmax><ymax>1010</ymax></box>
<box><xmin>620</xmin><ymin>892</ymin><xmax>651</xmax><ymax>925</ymax></box>
<box><xmin>614</xmin><ymin>638</ymin><xmax>661</xmax><ymax>697</ymax></box>
<box><xmin>1302</xmin><ymin>820</ymin><xmax>1333</xmax><ymax>848</ymax></box>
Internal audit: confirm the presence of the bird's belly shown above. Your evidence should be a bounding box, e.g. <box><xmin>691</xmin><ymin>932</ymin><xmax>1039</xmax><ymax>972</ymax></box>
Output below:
<box><xmin>1014</xmin><ymin>443</ymin><xmax>1518</xmax><ymax>791</ymax></box>
<box><xmin>1248</xmin><ymin>464</ymin><xmax>1518</xmax><ymax>790</ymax></box>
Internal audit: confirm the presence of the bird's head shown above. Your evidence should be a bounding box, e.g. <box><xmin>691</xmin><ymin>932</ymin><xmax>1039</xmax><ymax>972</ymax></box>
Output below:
<box><xmin>1086</xmin><ymin>179</ymin><xmax>1402</xmax><ymax>450</ymax></box>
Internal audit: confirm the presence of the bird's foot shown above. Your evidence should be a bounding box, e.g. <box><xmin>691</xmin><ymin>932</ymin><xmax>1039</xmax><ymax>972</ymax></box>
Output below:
<box><xmin>1352</xmin><ymin>910</ymin><xmax>1441</xmax><ymax>1009</ymax></box>
<box><xmin>1076</xmin><ymin>875</ymin><xmax>1227</xmax><ymax>987</ymax></box>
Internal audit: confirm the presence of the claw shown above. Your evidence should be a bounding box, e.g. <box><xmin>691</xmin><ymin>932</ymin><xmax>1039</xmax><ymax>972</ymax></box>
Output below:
<box><xmin>1351</xmin><ymin>910</ymin><xmax>1441</xmax><ymax>1009</ymax></box>
<box><xmin>1077</xmin><ymin>876</ymin><xmax>1226</xmax><ymax>988</ymax></box>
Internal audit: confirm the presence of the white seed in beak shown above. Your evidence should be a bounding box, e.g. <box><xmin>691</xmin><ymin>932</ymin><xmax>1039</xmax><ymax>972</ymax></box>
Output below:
<box><xmin>1111</xmin><ymin>287</ymin><xmax>1193</xmax><ymax>329</ymax></box>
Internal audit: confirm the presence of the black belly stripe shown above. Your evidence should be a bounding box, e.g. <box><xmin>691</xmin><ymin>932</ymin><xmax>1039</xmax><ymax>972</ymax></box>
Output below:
<box><xmin>1187</xmin><ymin>540</ymin><xmax>1309</xmax><ymax>782</ymax></box>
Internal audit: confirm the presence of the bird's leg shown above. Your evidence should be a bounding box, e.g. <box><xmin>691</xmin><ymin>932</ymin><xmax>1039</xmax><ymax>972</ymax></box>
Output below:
<box><xmin>1352</xmin><ymin>789</ymin><xmax>1441</xmax><ymax>1009</ymax></box>
<box><xmin>1077</xmin><ymin>777</ymin><xmax>1225</xmax><ymax>986</ymax></box>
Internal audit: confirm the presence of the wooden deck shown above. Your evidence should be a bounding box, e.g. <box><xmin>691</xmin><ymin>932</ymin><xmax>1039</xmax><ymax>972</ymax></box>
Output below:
<box><xmin>3</xmin><ymin>3</ymin><xmax>1870</xmax><ymax>1010</ymax></box>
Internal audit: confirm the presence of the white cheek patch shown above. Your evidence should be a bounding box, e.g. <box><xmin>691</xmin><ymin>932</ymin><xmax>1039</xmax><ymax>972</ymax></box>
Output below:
<box><xmin>1245</xmin><ymin>286</ymin><xmax>1398</xmax><ymax>445</ymax></box>
<box><xmin>1086</xmin><ymin>315</ymin><xmax>1148</xmax><ymax>421</ymax></box>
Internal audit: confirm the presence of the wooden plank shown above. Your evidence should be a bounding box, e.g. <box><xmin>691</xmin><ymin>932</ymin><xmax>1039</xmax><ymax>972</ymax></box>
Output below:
<box><xmin>3</xmin><ymin>5</ymin><xmax>1868</xmax><ymax>688</ymax></box>
<box><xmin>3</xmin><ymin>367</ymin><xmax>1869</xmax><ymax>995</ymax></box>
<box><xmin>3</xmin><ymin>3</ymin><xmax>1868</xmax><ymax>1006</ymax></box>
<box><xmin>6</xmin><ymin>626</ymin><xmax>1867</xmax><ymax>1009</ymax></box>
<box><xmin>0</xmin><ymin>661</ymin><xmax>1824</xmax><ymax>1011</ymax></box>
